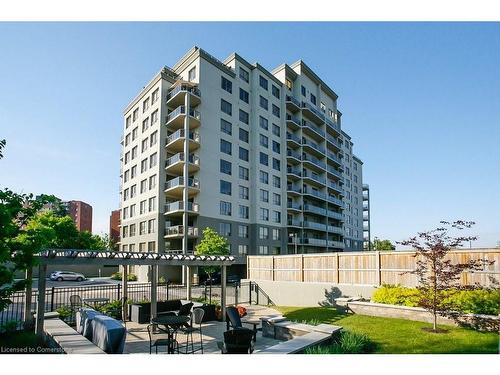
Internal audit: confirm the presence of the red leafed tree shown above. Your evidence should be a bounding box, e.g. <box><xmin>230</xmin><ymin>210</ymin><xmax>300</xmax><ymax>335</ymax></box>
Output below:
<box><xmin>399</xmin><ymin>220</ymin><xmax>494</xmax><ymax>332</ymax></box>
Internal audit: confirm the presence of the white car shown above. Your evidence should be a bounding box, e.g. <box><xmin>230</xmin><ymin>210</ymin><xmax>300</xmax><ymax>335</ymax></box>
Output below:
<box><xmin>50</xmin><ymin>271</ymin><xmax>86</xmax><ymax>282</ymax></box>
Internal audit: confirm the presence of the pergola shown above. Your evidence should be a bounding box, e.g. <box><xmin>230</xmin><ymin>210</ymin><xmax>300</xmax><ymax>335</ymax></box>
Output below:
<box><xmin>34</xmin><ymin>249</ymin><xmax>235</xmax><ymax>336</ymax></box>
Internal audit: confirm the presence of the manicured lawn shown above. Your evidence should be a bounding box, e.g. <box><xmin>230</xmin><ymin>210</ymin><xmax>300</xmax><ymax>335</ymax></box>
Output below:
<box><xmin>275</xmin><ymin>306</ymin><xmax>499</xmax><ymax>354</ymax></box>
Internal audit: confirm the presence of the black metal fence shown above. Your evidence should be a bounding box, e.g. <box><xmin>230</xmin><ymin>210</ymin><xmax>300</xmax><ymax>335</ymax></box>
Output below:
<box><xmin>0</xmin><ymin>281</ymin><xmax>256</xmax><ymax>329</ymax></box>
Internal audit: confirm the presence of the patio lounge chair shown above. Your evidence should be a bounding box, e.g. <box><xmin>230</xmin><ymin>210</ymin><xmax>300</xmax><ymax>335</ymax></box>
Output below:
<box><xmin>176</xmin><ymin>308</ymin><xmax>205</xmax><ymax>354</ymax></box>
<box><xmin>147</xmin><ymin>324</ymin><xmax>177</xmax><ymax>354</ymax></box>
<box><xmin>226</xmin><ymin>306</ymin><xmax>257</xmax><ymax>341</ymax></box>
<box><xmin>217</xmin><ymin>329</ymin><xmax>254</xmax><ymax>354</ymax></box>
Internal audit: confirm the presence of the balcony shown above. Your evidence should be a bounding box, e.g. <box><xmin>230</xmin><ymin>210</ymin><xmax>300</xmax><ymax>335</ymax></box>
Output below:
<box><xmin>327</xmin><ymin>210</ymin><xmax>344</xmax><ymax>221</ymax></box>
<box><xmin>165</xmin><ymin>153</ymin><xmax>200</xmax><ymax>174</ymax></box>
<box><xmin>302</xmin><ymin>138</ymin><xmax>326</xmax><ymax>157</ymax></box>
<box><xmin>164</xmin><ymin>177</ymin><xmax>200</xmax><ymax>198</ymax></box>
<box><xmin>325</xmin><ymin>116</ymin><xmax>341</xmax><ymax>135</ymax></box>
<box><xmin>301</xmin><ymin>101</ymin><xmax>325</xmax><ymax>125</ymax></box>
<box><xmin>326</xmin><ymin>134</ymin><xmax>342</xmax><ymax>151</ymax></box>
<box><xmin>303</xmin><ymin>221</ymin><xmax>327</xmax><ymax>232</ymax></box>
<box><xmin>302</xmin><ymin>153</ymin><xmax>326</xmax><ymax>171</ymax></box>
<box><xmin>302</xmin><ymin>119</ymin><xmax>325</xmax><ymax>141</ymax></box>
<box><xmin>328</xmin><ymin>240</ymin><xmax>345</xmax><ymax>249</ymax></box>
<box><xmin>327</xmin><ymin>165</ymin><xmax>343</xmax><ymax>180</ymax></box>
<box><xmin>166</xmin><ymin>106</ymin><xmax>201</xmax><ymax>130</ymax></box>
<box><xmin>327</xmin><ymin>195</ymin><xmax>344</xmax><ymax>207</ymax></box>
<box><xmin>164</xmin><ymin>249</ymin><xmax>195</xmax><ymax>255</ymax></box>
<box><xmin>287</xmin><ymin>149</ymin><xmax>301</xmax><ymax>164</ymax></box>
<box><xmin>302</xmin><ymin>187</ymin><xmax>326</xmax><ymax>200</ymax></box>
<box><xmin>164</xmin><ymin>225</ymin><xmax>199</xmax><ymax>239</ymax></box>
<box><xmin>287</xmin><ymin>201</ymin><xmax>302</xmax><ymax>212</ymax></box>
<box><xmin>327</xmin><ymin>181</ymin><xmax>343</xmax><ymax>195</ymax></box>
<box><xmin>302</xmin><ymin>170</ymin><xmax>326</xmax><ymax>187</ymax></box>
<box><xmin>287</xmin><ymin>184</ymin><xmax>302</xmax><ymax>196</ymax></box>
<box><xmin>287</xmin><ymin>219</ymin><xmax>302</xmax><ymax>227</ymax></box>
<box><xmin>302</xmin><ymin>238</ymin><xmax>327</xmax><ymax>247</ymax></box>
<box><xmin>164</xmin><ymin>201</ymin><xmax>200</xmax><ymax>216</ymax></box>
<box><xmin>286</xmin><ymin>166</ymin><xmax>302</xmax><ymax>181</ymax></box>
<box><xmin>327</xmin><ymin>225</ymin><xmax>344</xmax><ymax>235</ymax></box>
<box><xmin>326</xmin><ymin>151</ymin><xmax>343</xmax><ymax>167</ymax></box>
<box><xmin>286</xmin><ymin>114</ymin><xmax>301</xmax><ymax>130</ymax></box>
<box><xmin>303</xmin><ymin>204</ymin><xmax>326</xmax><ymax>216</ymax></box>
<box><xmin>165</xmin><ymin>129</ymin><xmax>200</xmax><ymax>153</ymax></box>
<box><xmin>285</xmin><ymin>95</ymin><xmax>301</xmax><ymax>112</ymax></box>
<box><xmin>166</xmin><ymin>83</ymin><xmax>201</xmax><ymax>108</ymax></box>
<box><xmin>286</xmin><ymin>132</ymin><xmax>301</xmax><ymax>148</ymax></box>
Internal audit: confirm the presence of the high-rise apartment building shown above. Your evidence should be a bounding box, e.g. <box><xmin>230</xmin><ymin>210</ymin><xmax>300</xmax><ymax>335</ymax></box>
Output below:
<box><xmin>119</xmin><ymin>47</ymin><xmax>367</xmax><ymax>281</ymax></box>
<box><xmin>109</xmin><ymin>209</ymin><xmax>121</xmax><ymax>248</ymax></box>
<box><xmin>67</xmin><ymin>200</ymin><xmax>93</xmax><ymax>232</ymax></box>
<box><xmin>362</xmin><ymin>184</ymin><xmax>371</xmax><ymax>250</ymax></box>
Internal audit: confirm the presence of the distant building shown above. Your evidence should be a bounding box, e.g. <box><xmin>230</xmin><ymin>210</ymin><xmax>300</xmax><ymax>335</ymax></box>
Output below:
<box><xmin>109</xmin><ymin>209</ymin><xmax>121</xmax><ymax>246</ymax></box>
<box><xmin>67</xmin><ymin>200</ymin><xmax>93</xmax><ymax>232</ymax></box>
<box><xmin>362</xmin><ymin>184</ymin><xmax>371</xmax><ymax>250</ymax></box>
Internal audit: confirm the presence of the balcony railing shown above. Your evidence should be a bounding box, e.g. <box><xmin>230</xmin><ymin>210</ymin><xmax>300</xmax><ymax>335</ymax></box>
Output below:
<box><xmin>165</xmin><ymin>177</ymin><xmax>200</xmax><ymax>190</ymax></box>
<box><xmin>303</xmin><ymin>238</ymin><xmax>327</xmax><ymax>246</ymax></box>
<box><xmin>327</xmin><ymin>210</ymin><xmax>344</xmax><ymax>221</ymax></box>
<box><xmin>167</xmin><ymin>84</ymin><xmax>201</xmax><ymax>101</ymax></box>
<box><xmin>164</xmin><ymin>201</ymin><xmax>199</xmax><ymax>213</ymax></box>
<box><xmin>327</xmin><ymin>225</ymin><xmax>344</xmax><ymax>234</ymax></box>
<box><xmin>327</xmin><ymin>165</ymin><xmax>343</xmax><ymax>179</ymax></box>
<box><xmin>286</xmin><ymin>132</ymin><xmax>301</xmax><ymax>144</ymax></box>
<box><xmin>286</xmin><ymin>114</ymin><xmax>300</xmax><ymax>126</ymax></box>
<box><xmin>164</xmin><ymin>225</ymin><xmax>199</xmax><ymax>237</ymax></box>
<box><xmin>328</xmin><ymin>240</ymin><xmax>345</xmax><ymax>248</ymax></box>
<box><xmin>327</xmin><ymin>195</ymin><xmax>344</xmax><ymax>207</ymax></box>
<box><xmin>302</xmin><ymin>153</ymin><xmax>326</xmax><ymax>169</ymax></box>
<box><xmin>287</xmin><ymin>149</ymin><xmax>301</xmax><ymax>160</ymax></box>
<box><xmin>287</xmin><ymin>184</ymin><xmax>302</xmax><ymax>194</ymax></box>
<box><xmin>302</xmin><ymin>138</ymin><xmax>326</xmax><ymax>155</ymax></box>
<box><xmin>287</xmin><ymin>219</ymin><xmax>302</xmax><ymax>227</ymax></box>
<box><xmin>302</xmin><ymin>119</ymin><xmax>326</xmax><ymax>138</ymax></box>
<box><xmin>166</xmin><ymin>106</ymin><xmax>201</xmax><ymax>123</ymax></box>
<box><xmin>303</xmin><ymin>221</ymin><xmax>327</xmax><ymax>231</ymax></box>
<box><xmin>302</xmin><ymin>171</ymin><xmax>326</xmax><ymax>185</ymax></box>
<box><xmin>165</xmin><ymin>153</ymin><xmax>200</xmax><ymax>168</ymax></box>
<box><xmin>301</xmin><ymin>101</ymin><xmax>325</xmax><ymax>122</ymax></box>
<box><xmin>166</xmin><ymin>129</ymin><xmax>200</xmax><ymax>145</ymax></box>
<box><xmin>326</xmin><ymin>134</ymin><xmax>342</xmax><ymax>149</ymax></box>
<box><xmin>287</xmin><ymin>201</ymin><xmax>302</xmax><ymax>210</ymax></box>
<box><xmin>303</xmin><ymin>187</ymin><xmax>326</xmax><ymax>200</ymax></box>
<box><xmin>325</xmin><ymin>117</ymin><xmax>341</xmax><ymax>133</ymax></box>
<box><xmin>327</xmin><ymin>151</ymin><xmax>342</xmax><ymax>165</ymax></box>
<box><xmin>303</xmin><ymin>204</ymin><xmax>326</xmax><ymax>215</ymax></box>
<box><xmin>285</xmin><ymin>95</ymin><xmax>301</xmax><ymax>107</ymax></box>
<box><xmin>327</xmin><ymin>181</ymin><xmax>343</xmax><ymax>193</ymax></box>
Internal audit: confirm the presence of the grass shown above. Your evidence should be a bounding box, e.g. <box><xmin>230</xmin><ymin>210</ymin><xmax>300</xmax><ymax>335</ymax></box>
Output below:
<box><xmin>275</xmin><ymin>306</ymin><xmax>499</xmax><ymax>354</ymax></box>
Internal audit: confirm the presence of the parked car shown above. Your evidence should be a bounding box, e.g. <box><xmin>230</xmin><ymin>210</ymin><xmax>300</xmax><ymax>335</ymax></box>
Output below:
<box><xmin>50</xmin><ymin>271</ymin><xmax>86</xmax><ymax>282</ymax></box>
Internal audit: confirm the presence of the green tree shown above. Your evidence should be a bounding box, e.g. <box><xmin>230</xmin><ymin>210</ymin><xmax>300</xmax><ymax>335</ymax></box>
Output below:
<box><xmin>35</xmin><ymin>194</ymin><xmax>68</xmax><ymax>217</ymax></box>
<box><xmin>195</xmin><ymin>227</ymin><xmax>230</xmax><ymax>278</ymax></box>
<box><xmin>371</xmin><ymin>237</ymin><xmax>395</xmax><ymax>251</ymax></box>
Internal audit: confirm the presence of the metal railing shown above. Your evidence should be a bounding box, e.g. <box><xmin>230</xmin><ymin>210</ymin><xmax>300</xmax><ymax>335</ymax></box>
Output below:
<box><xmin>166</xmin><ymin>129</ymin><xmax>200</xmax><ymax>145</ymax></box>
<box><xmin>165</xmin><ymin>177</ymin><xmax>200</xmax><ymax>190</ymax></box>
<box><xmin>167</xmin><ymin>84</ymin><xmax>201</xmax><ymax>101</ymax></box>
<box><xmin>164</xmin><ymin>225</ymin><xmax>199</xmax><ymax>237</ymax></box>
<box><xmin>164</xmin><ymin>201</ymin><xmax>199</xmax><ymax>213</ymax></box>
<box><xmin>166</xmin><ymin>106</ymin><xmax>201</xmax><ymax>123</ymax></box>
<box><xmin>302</xmin><ymin>138</ymin><xmax>326</xmax><ymax>154</ymax></box>
<box><xmin>165</xmin><ymin>153</ymin><xmax>200</xmax><ymax>168</ymax></box>
<box><xmin>285</xmin><ymin>95</ymin><xmax>300</xmax><ymax>107</ymax></box>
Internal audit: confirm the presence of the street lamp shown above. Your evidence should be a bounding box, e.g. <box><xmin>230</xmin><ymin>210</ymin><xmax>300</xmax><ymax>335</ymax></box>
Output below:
<box><xmin>289</xmin><ymin>233</ymin><xmax>298</xmax><ymax>254</ymax></box>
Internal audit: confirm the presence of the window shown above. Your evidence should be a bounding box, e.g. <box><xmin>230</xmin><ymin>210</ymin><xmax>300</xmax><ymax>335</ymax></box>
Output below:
<box><xmin>272</xmin><ymin>141</ymin><xmax>280</xmax><ymax>154</ymax></box>
<box><xmin>272</xmin><ymin>228</ymin><xmax>281</xmax><ymax>240</ymax></box>
<box><xmin>239</xmin><ymin>128</ymin><xmax>249</xmax><ymax>143</ymax></box>
<box><xmin>221</xmin><ymin>76</ymin><xmax>232</xmax><ymax>93</ymax></box>
<box><xmin>150</xmin><ymin>131</ymin><xmax>157</xmax><ymax>147</ymax></box>
<box><xmin>125</xmin><ymin>134</ymin><xmax>131</xmax><ymax>146</ymax></box>
<box><xmin>259</xmin><ymin>96</ymin><xmax>268</xmax><ymax>110</ymax></box>
<box><xmin>259</xmin><ymin>227</ymin><xmax>269</xmax><ymax>239</ymax></box>
<box><xmin>133</xmin><ymin>108</ymin><xmax>139</xmax><ymax>122</ymax></box>
<box><xmin>260</xmin><ymin>189</ymin><xmax>269</xmax><ymax>203</ymax></box>
<box><xmin>272</xmin><ymin>158</ymin><xmax>280</xmax><ymax>171</ymax></box>
<box><xmin>143</xmin><ymin>98</ymin><xmax>150</xmax><ymax>113</ymax></box>
<box><xmin>354</xmin><ymin>175</ymin><xmax>358</xmax><ymax>183</ymax></box>
<box><xmin>239</xmin><ymin>185</ymin><xmax>249</xmax><ymax>200</ymax></box>
<box><xmin>329</xmin><ymin>109</ymin><xmax>334</xmax><ymax>119</ymax></box>
<box><xmin>126</xmin><ymin>115</ymin><xmax>131</xmax><ymax>129</ymax></box>
<box><xmin>220</xmin><ymin>180</ymin><xmax>232</xmax><ymax>195</ymax></box>
<box><xmin>239</xmin><ymin>205</ymin><xmax>249</xmax><ymax>219</ymax></box>
<box><xmin>188</xmin><ymin>67</ymin><xmax>196</xmax><ymax>81</ymax></box>
<box><xmin>140</xmin><ymin>179</ymin><xmax>147</xmax><ymax>193</ymax></box>
<box><xmin>142</xmin><ymin>118</ymin><xmax>149</xmax><ymax>132</ymax></box>
<box><xmin>301</xmin><ymin>85</ymin><xmax>306</xmax><ymax>97</ymax></box>
<box><xmin>238</xmin><ymin>225</ymin><xmax>249</xmax><ymax>238</ymax></box>
<box><xmin>221</xmin><ymin>99</ymin><xmax>232</xmax><ymax>116</ymax></box>
<box><xmin>122</xmin><ymin>226</ymin><xmax>128</xmax><ymax>238</ymax></box>
<box><xmin>149</xmin><ymin>152</ymin><xmax>157</xmax><ymax>168</ymax></box>
<box><xmin>148</xmin><ymin>219</ymin><xmax>156</xmax><ymax>234</ymax></box>
<box><xmin>220</xmin><ymin>119</ymin><xmax>232</xmax><ymax>135</ymax></box>
<box><xmin>140</xmin><ymin>200</ymin><xmax>146</xmax><ymax>214</ymax></box>
<box><xmin>148</xmin><ymin>196</ymin><xmax>156</xmax><ymax>212</ymax></box>
<box><xmin>260</xmin><ymin>134</ymin><xmax>268</xmax><ymax>148</ymax></box>
<box><xmin>151</xmin><ymin>110</ymin><xmax>158</xmax><ymax>125</ymax></box>
<box><xmin>148</xmin><ymin>242</ymin><xmax>156</xmax><ymax>252</ymax></box>
<box><xmin>285</xmin><ymin>78</ymin><xmax>293</xmax><ymax>90</ymax></box>
<box><xmin>220</xmin><ymin>139</ymin><xmax>232</xmax><ymax>155</ymax></box>
<box><xmin>141</xmin><ymin>138</ymin><xmax>148</xmax><ymax>152</ymax></box>
<box><xmin>152</xmin><ymin>89</ymin><xmax>159</xmax><ymax>104</ymax></box>
<box><xmin>239</xmin><ymin>67</ymin><xmax>249</xmax><ymax>83</ymax></box>
<box><xmin>310</xmin><ymin>93</ymin><xmax>316</xmax><ymax>105</ymax></box>
<box><xmin>123</xmin><ymin>188</ymin><xmax>129</xmax><ymax>201</ymax></box>
<box><xmin>140</xmin><ymin>158</ymin><xmax>147</xmax><ymax>173</ymax></box>
<box><xmin>273</xmin><ymin>193</ymin><xmax>281</xmax><ymax>206</ymax></box>
<box><xmin>260</xmin><ymin>152</ymin><xmax>268</xmax><ymax>166</ymax></box>
<box><xmin>132</xmin><ymin>127</ymin><xmax>138</xmax><ymax>141</ymax></box>
<box><xmin>258</xmin><ymin>246</ymin><xmax>268</xmax><ymax>255</ymax></box>
<box><xmin>260</xmin><ymin>208</ymin><xmax>269</xmax><ymax>221</ymax></box>
<box><xmin>220</xmin><ymin>201</ymin><xmax>232</xmax><ymax>216</ymax></box>
<box><xmin>122</xmin><ymin>207</ymin><xmax>128</xmax><ymax>219</ymax></box>
<box><xmin>272</xmin><ymin>104</ymin><xmax>280</xmax><ymax>118</ymax></box>
<box><xmin>219</xmin><ymin>222</ymin><xmax>231</xmax><ymax>236</ymax></box>
<box><xmin>259</xmin><ymin>75</ymin><xmax>268</xmax><ymax>90</ymax></box>
<box><xmin>273</xmin><ymin>211</ymin><xmax>281</xmax><ymax>223</ymax></box>
<box><xmin>139</xmin><ymin>221</ymin><xmax>146</xmax><ymax>235</ymax></box>
<box><xmin>149</xmin><ymin>175</ymin><xmax>156</xmax><ymax>190</ymax></box>
<box><xmin>130</xmin><ymin>185</ymin><xmax>136</xmax><ymax>199</ymax></box>
<box><xmin>260</xmin><ymin>170</ymin><xmax>268</xmax><ymax>184</ymax></box>
<box><xmin>320</xmin><ymin>102</ymin><xmax>326</xmax><ymax>112</ymax></box>
<box><xmin>220</xmin><ymin>159</ymin><xmax>232</xmax><ymax>175</ymax></box>
<box><xmin>130</xmin><ymin>204</ymin><xmax>136</xmax><ymax>217</ymax></box>
<box><xmin>272</xmin><ymin>175</ymin><xmax>281</xmax><ymax>188</ymax></box>
<box><xmin>239</xmin><ymin>109</ymin><xmax>249</xmax><ymax>124</ymax></box>
<box><xmin>131</xmin><ymin>146</ymin><xmax>138</xmax><ymax>160</ymax></box>
<box><xmin>353</xmin><ymin>162</ymin><xmax>358</xmax><ymax>171</ymax></box>
<box><xmin>129</xmin><ymin>224</ymin><xmax>136</xmax><ymax>236</ymax></box>
<box><xmin>259</xmin><ymin>116</ymin><xmax>268</xmax><ymax>130</ymax></box>
<box><xmin>238</xmin><ymin>245</ymin><xmax>248</xmax><ymax>255</ymax></box>
<box><xmin>272</xmin><ymin>85</ymin><xmax>280</xmax><ymax>99</ymax></box>
<box><xmin>239</xmin><ymin>88</ymin><xmax>249</xmax><ymax>103</ymax></box>
<box><xmin>124</xmin><ymin>170</ymin><xmax>129</xmax><ymax>183</ymax></box>
<box><xmin>272</xmin><ymin>123</ymin><xmax>280</xmax><ymax>137</ymax></box>
<box><xmin>239</xmin><ymin>147</ymin><xmax>249</xmax><ymax>162</ymax></box>
<box><xmin>239</xmin><ymin>166</ymin><xmax>249</xmax><ymax>180</ymax></box>
<box><xmin>129</xmin><ymin>244</ymin><xmax>135</xmax><ymax>252</ymax></box>
<box><xmin>129</xmin><ymin>166</ymin><xmax>136</xmax><ymax>181</ymax></box>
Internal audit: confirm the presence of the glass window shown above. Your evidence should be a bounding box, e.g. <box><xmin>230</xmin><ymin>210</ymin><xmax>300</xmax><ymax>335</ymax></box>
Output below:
<box><xmin>148</xmin><ymin>219</ymin><xmax>156</xmax><ymax>234</ymax></box>
<box><xmin>220</xmin><ymin>201</ymin><xmax>232</xmax><ymax>216</ymax></box>
<box><xmin>133</xmin><ymin>108</ymin><xmax>139</xmax><ymax>122</ymax></box>
<box><xmin>285</xmin><ymin>78</ymin><xmax>293</xmax><ymax>90</ymax></box>
<box><xmin>259</xmin><ymin>227</ymin><xmax>269</xmax><ymax>239</ymax></box>
<box><xmin>259</xmin><ymin>96</ymin><xmax>268</xmax><ymax>110</ymax></box>
<box><xmin>272</xmin><ymin>140</ymin><xmax>280</xmax><ymax>154</ymax></box>
<box><xmin>310</xmin><ymin>93</ymin><xmax>316</xmax><ymax>105</ymax></box>
<box><xmin>148</xmin><ymin>196</ymin><xmax>156</xmax><ymax>211</ymax></box>
<box><xmin>188</xmin><ymin>67</ymin><xmax>196</xmax><ymax>81</ymax></box>
<box><xmin>239</xmin><ymin>88</ymin><xmax>249</xmax><ymax>103</ymax></box>
<box><xmin>239</xmin><ymin>109</ymin><xmax>249</xmax><ymax>124</ymax></box>
<box><xmin>260</xmin><ymin>208</ymin><xmax>269</xmax><ymax>221</ymax></box>
<box><xmin>131</xmin><ymin>146</ymin><xmax>138</xmax><ymax>160</ymax></box>
<box><xmin>141</xmin><ymin>138</ymin><xmax>148</xmax><ymax>152</ymax></box>
<box><xmin>273</xmin><ymin>193</ymin><xmax>281</xmax><ymax>206</ymax></box>
<box><xmin>152</xmin><ymin>88</ymin><xmax>159</xmax><ymax>104</ymax></box>
<box><xmin>220</xmin><ymin>139</ymin><xmax>232</xmax><ymax>155</ymax></box>
<box><xmin>259</xmin><ymin>116</ymin><xmax>268</xmax><ymax>130</ymax></box>
<box><xmin>130</xmin><ymin>204</ymin><xmax>136</xmax><ymax>217</ymax></box>
<box><xmin>260</xmin><ymin>152</ymin><xmax>268</xmax><ymax>166</ymax></box>
<box><xmin>220</xmin><ymin>180</ymin><xmax>232</xmax><ymax>195</ymax></box>
<box><xmin>301</xmin><ymin>85</ymin><xmax>306</xmax><ymax>97</ymax></box>
<box><xmin>239</xmin><ymin>147</ymin><xmax>249</xmax><ymax>162</ymax></box>
<box><xmin>239</xmin><ymin>166</ymin><xmax>249</xmax><ymax>180</ymax></box>
<box><xmin>150</xmin><ymin>131</ymin><xmax>157</xmax><ymax>147</ymax></box>
<box><xmin>239</xmin><ymin>185</ymin><xmax>249</xmax><ymax>200</ymax></box>
<box><xmin>320</xmin><ymin>102</ymin><xmax>326</xmax><ymax>112</ymax></box>
<box><xmin>221</xmin><ymin>76</ymin><xmax>232</xmax><ymax>93</ymax></box>
<box><xmin>260</xmin><ymin>189</ymin><xmax>269</xmax><ymax>203</ymax></box>
<box><xmin>272</xmin><ymin>175</ymin><xmax>281</xmax><ymax>188</ymax></box>
<box><xmin>149</xmin><ymin>175</ymin><xmax>156</xmax><ymax>190</ymax></box>
<box><xmin>221</xmin><ymin>99</ymin><xmax>232</xmax><ymax>116</ymax></box>
<box><xmin>239</xmin><ymin>205</ymin><xmax>249</xmax><ymax>219</ymax></box>
<box><xmin>272</xmin><ymin>158</ymin><xmax>280</xmax><ymax>171</ymax></box>
<box><xmin>272</xmin><ymin>104</ymin><xmax>280</xmax><ymax>118</ymax></box>
<box><xmin>140</xmin><ymin>179</ymin><xmax>147</xmax><ymax>193</ymax></box>
<box><xmin>142</xmin><ymin>118</ymin><xmax>149</xmax><ymax>132</ymax></box>
<box><xmin>126</xmin><ymin>115</ymin><xmax>131</xmax><ymax>129</ymax></box>
<box><xmin>273</xmin><ymin>211</ymin><xmax>281</xmax><ymax>223</ymax></box>
<box><xmin>259</xmin><ymin>75</ymin><xmax>268</xmax><ymax>90</ymax></box>
<box><xmin>129</xmin><ymin>224</ymin><xmax>136</xmax><ymax>236</ymax></box>
<box><xmin>149</xmin><ymin>152</ymin><xmax>157</xmax><ymax>168</ymax></box>
<box><xmin>238</xmin><ymin>245</ymin><xmax>248</xmax><ymax>255</ymax></box>
<box><xmin>272</xmin><ymin>123</ymin><xmax>280</xmax><ymax>137</ymax></box>
<box><xmin>239</xmin><ymin>128</ymin><xmax>249</xmax><ymax>143</ymax></box>
<box><xmin>272</xmin><ymin>228</ymin><xmax>281</xmax><ymax>240</ymax></box>
<box><xmin>260</xmin><ymin>134</ymin><xmax>268</xmax><ymax>148</ymax></box>
<box><xmin>220</xmin><ymin>119</ymin><xmax>232</xmax><ymax>135</ymax></box>
<box><xmin>219</xmin><ymin>222</ymin><xmax>231</xmax><ymax>236</ymax></box>
<box><xmin>272</xmin><ymin>85</ymin><xmax>280</xmax><ymax>99</ymax></box>
<box><xmin>259</xmin><ymin>170</ymin><xmax>268</xmax><ymax>184</ymax></box>
<box><xmin>238</xmin><ymin>225</ymin><xmax>249</xmax><ymax>238</ymax></box>
<box><xmin>239</xmin><ymin>67</ymin><xmax>249</xmax><ymax>83</ymax></box>
<box><xmin>143</xmin><ymin>97</ymin><xmax>150</xmax><ymax>113</ymax></box>
<box><xmin>151</xmin><ymin>110</ymin><xmax>158</xmax><ymax>124</ymax></box>
<box><xmin>220</xmin><ymin>159</ymin><xmax>232</xmax><ymax>175</ymax></box>
<box><xmin>258</xmin><ymin>246</ymin><xmax>268</xmax><ymax>255</ymax></box>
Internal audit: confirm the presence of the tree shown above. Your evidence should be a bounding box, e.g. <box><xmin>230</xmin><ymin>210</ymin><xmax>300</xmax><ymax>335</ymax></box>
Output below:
<box><xmin>195</xmin><ymin>227</ymin><xmax>230</xmax><ymax>278</ymax></box>
<box><xmin>371</xmin><ymin>237</ymin><xmax>395</xmax><ymax>251</ymax></box>
<box><xmin>399</xmin><ymin>220</ymin><xmax>494</xmax><ymax>332</ymax></box>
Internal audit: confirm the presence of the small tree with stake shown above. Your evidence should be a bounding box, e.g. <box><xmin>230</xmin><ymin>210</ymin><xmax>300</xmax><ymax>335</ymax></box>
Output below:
<box><xmin>399</xmin><ymin>220</ymin><xmax>494</xmax><ymax>332</ymax></box>
<box><xmin>195</xmin><ymin>227</ymin><xmax>230</xmax><ymax>280</ymax></box>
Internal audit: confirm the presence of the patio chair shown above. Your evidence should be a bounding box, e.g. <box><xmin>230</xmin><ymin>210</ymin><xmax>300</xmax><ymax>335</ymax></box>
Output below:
<box><xmin>176</xmin><ymin>308</ymin><xmax>205</xmax><ymax>354</ymax></box>
<box><xmin>70</xmin><ymin>294</ymin><xmax>83</xmax><ymax>309</ymax></box>
<box><xmin>147</xmin><ymin>324</ymin><xmax>177</xmax><ymax>354</ymax></box>
<box><xmin>217</xmin><ymin>329</ymin><xmax>254</xmax><ymax>354</ymax></box>
<box><xmin>226</xmin><ymin>306</ymin><xmax>257</xmax><ymax>341</ymax></box>
<box><xmin>177</xmin><ymin>302</ymin><xmax>194</xmax><ymax>327</ymax></box>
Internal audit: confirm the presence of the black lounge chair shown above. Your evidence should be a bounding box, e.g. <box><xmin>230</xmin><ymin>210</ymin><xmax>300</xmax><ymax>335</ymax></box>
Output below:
<box><xmin>217</xmin><ymin>329</ymin><xmax>254</xmax><ymax>354</ymax></box>
<box><xmin>226</xmin><ymin>306</ymin><xmax>257</xmax><ymax>341</ymax></box>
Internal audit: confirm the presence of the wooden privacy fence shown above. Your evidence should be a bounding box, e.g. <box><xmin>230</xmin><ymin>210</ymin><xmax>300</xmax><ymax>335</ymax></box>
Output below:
<box><xmin>247</xmin><ymin>249</ymin><xmax>500</xmax><ymax>287</ymax></box>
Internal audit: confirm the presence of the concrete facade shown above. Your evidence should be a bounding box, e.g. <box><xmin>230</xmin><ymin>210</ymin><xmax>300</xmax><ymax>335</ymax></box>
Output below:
<box><xmin>119</xmin><ymin>47</ymin><xmax>368</xmax><ymax>281</ymax></box>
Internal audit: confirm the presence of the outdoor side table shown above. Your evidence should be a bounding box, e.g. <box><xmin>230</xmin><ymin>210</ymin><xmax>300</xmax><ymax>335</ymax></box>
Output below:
<box><xmin>151</xmin><ymin>315</ymin><xmax>190</xmax><ymax>354</ymax></box>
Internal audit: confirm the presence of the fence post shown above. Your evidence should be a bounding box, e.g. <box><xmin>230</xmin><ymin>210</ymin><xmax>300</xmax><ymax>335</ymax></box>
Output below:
<box><xmin>234</xmin><ymin>282</ymin><xmax>239</xmax><ymax>305</ymax></box>
<box><xmin>375</xmin><ymin>251</ymin><xmax>381</xmax><ymax>286</ymax></box>
<box><xmin>256</xmin><ymin>283</ymin><xmax>259</xmax><ymax>305</ymax></box>
<box><xmin>271</xmin><ymin>256</ymin><xmax>275</xmax><ymax>281</ymax></box>
<box><xmin>335</xmin><ymin>252</ymin><xmax>340</xmax><ymax>284</ymax></box>
<box><xmin>166</xmin><ymin>281</ymin><xmax>170</xmax><ymax>301</ymax></box>
<box><xmin>117</xmin><ymin>283</ymin><xmax>121</xmax><ymax>301</ymax></box>
<box><xmin>301</xmin><ymin>255</ymin><xmax>304</xmax><ymax>282</ymax></box>
<box><xmin>50</xmin><ymin>287</ymin><xmax>55</xmax><ymax>311</ymax></box>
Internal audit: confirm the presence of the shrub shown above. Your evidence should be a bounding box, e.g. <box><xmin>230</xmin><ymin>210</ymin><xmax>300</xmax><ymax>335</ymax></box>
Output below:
<box><xmin>56</xmin><ymin>305</ymin><xmax>73</xmax><ymax>320</ymax></box>
<box><xmin>372</xmin><ymin>284</ymin><xmax>420</xmax><ymax>307</ymax></box>
<box><xmin>110</xmin><ymin>272</ymin><xmax>138</xmax><ymax>281</ymax></box>
<box><xmin>305</xmin><ymin>330</ymin><xmax>374</xmax><ymax>354</ymax></box>
<box><xmin>96</xmin><ymin>300</ymin><xmax>123</xmax><ymax>320</ymax></box>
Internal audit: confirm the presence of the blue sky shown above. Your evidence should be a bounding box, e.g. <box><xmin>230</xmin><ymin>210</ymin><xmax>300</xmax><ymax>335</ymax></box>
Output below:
<box><xmin>0</xmin><ymin>22</ymin><xmax>498</xmax><ymax>247</ymax></box>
